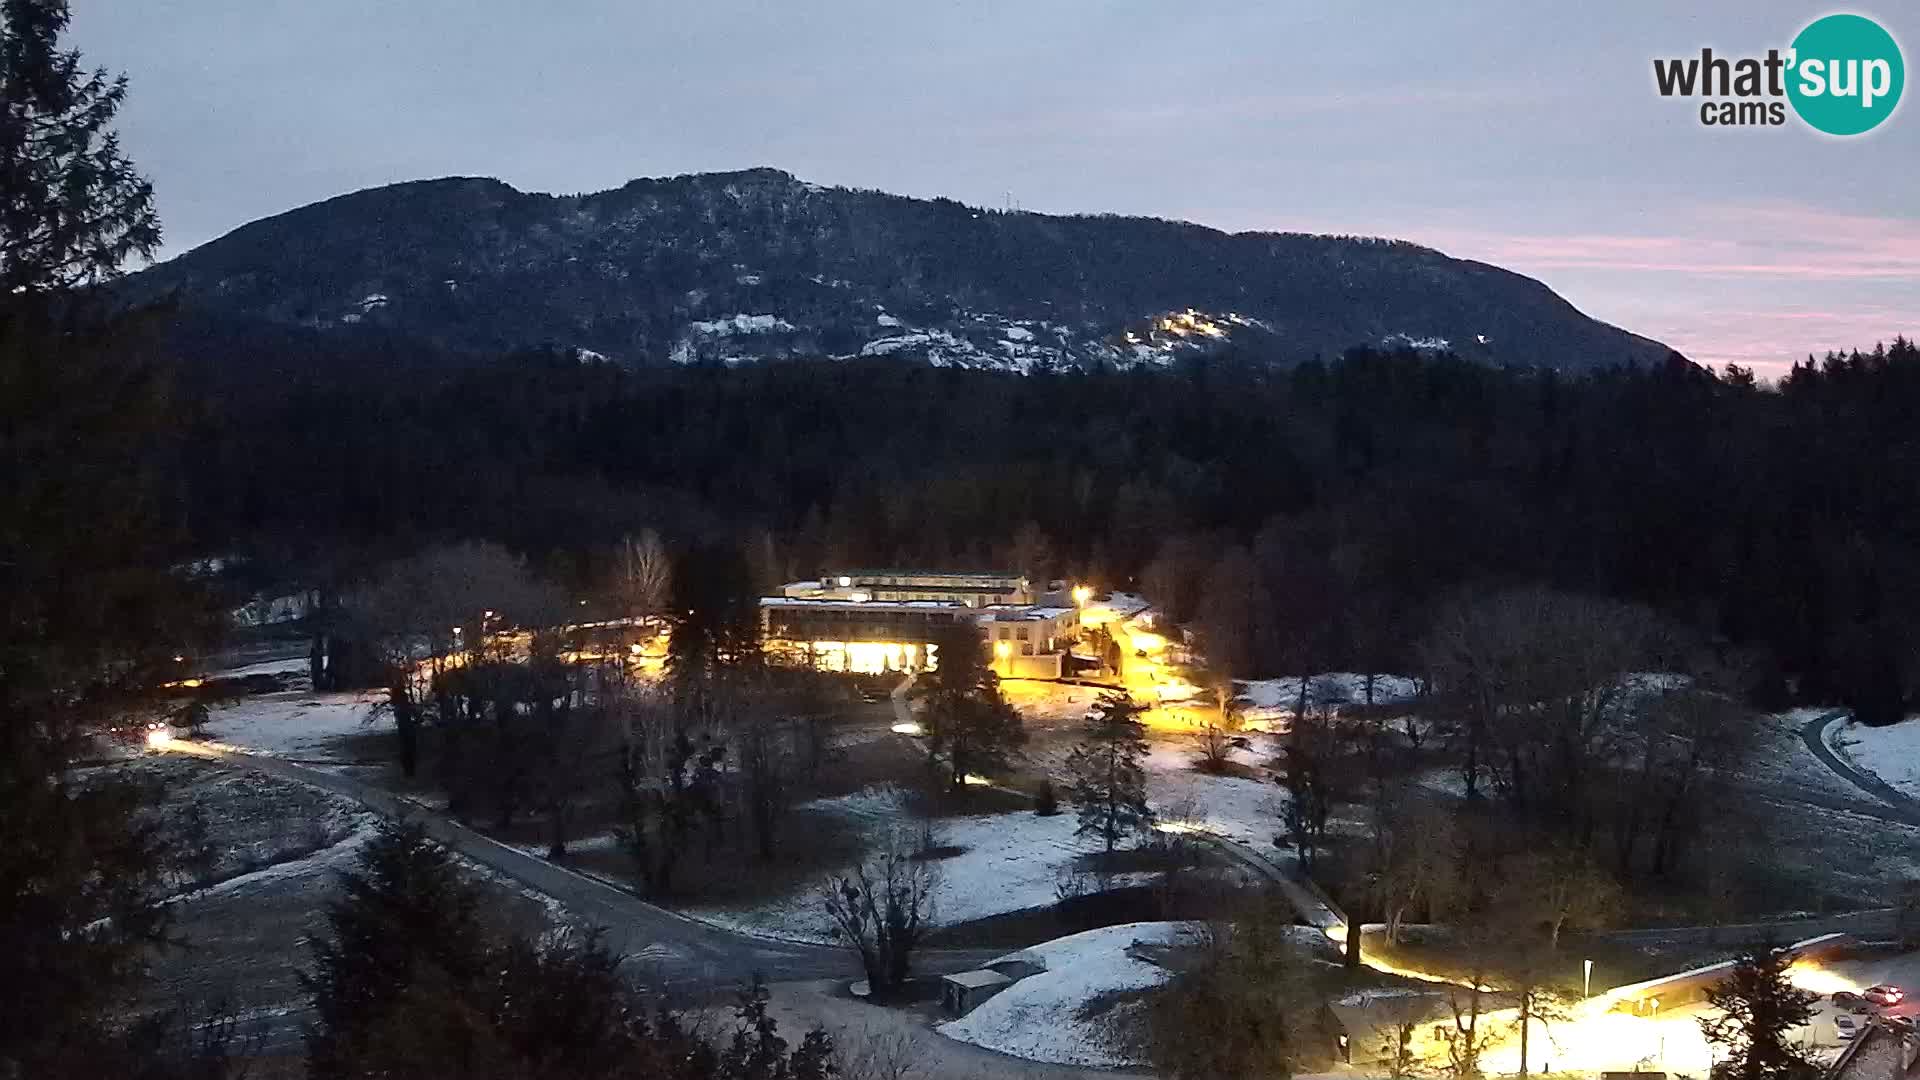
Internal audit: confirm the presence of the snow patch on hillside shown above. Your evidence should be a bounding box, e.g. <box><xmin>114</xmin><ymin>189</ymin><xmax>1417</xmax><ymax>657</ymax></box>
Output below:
<box><xmin>688</xmin><ymin>313</ymin><xmax>794</xmax><ymax>336</ymax></box>
<box><xmin>1830</xmin><ymin>715</ymin><xmax>1920</xmax><ymax>799</ymax></box>
<box><xmin>1383</xmin><ymin>332</ymin><xmax>1451</xmax><ymax>351</ymax></box>
<box><xmin>688</xmin><ymin>784</ymin><xmax>1153</xmax><ymax>942</ymax></box>
<box><xmin>937</xmin><ymin>922</ymin><xmax>1193</xmax><ymax>1067</ymax></box>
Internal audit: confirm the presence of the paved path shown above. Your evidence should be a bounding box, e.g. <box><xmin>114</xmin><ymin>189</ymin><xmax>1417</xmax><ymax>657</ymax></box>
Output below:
<box><xmin>1799</xmin><ymin>709</ymin><xmax>1920</xmax><ymax>826</ymax></box>
<box><xmin>890</xmin><ymin>672</ymin><xmax>916</xmax><ymax>729</ymax></box>
<box><xmin>166</xmin><ymin>740</ymin><xmax>998</xmax><ymax>991</ymax></box>
<box><xmin>173</xmin><ymin>739</ymin><xmax>1111</xmax><ymax>1076</ymax></box>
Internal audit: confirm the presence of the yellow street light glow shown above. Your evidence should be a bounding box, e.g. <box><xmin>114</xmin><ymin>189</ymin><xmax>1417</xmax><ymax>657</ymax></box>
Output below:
<box><xmin>1786</xmin><ymin>960</ymin><xmax>1860</xmax><ymax>995</ymax></box>
<box><xmin>1072</xmin><ymin>585</ymin><xmax>1092</xmax><ymax>606</ymax></box>
<box><xmin>1153</xmin><ymin>820</ymin><xmax>1210</xmax><ymax>835</ymax></box>
<box><xmin>891</xmin><ymin>721</ymin><xmax>924</xmax><ymax>736</ymax></box>
<box><xmin>962</xmin><ymin>773</ymin><xmax>992</xmax><ymax>786</ymax></box>
<box><xmin>993</xmin><ymin>640</ymin><xmax>1011</xmax><ymax>659</ymax></box>
<box><xmin>145</xmin><ymin>729</ymin><xmax>172</xmax><ymax>750</ymax></box>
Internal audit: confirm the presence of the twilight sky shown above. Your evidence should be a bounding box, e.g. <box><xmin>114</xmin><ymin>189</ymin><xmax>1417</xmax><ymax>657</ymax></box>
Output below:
<box><xmin>73</xmin><ymin>1</ymin><xmax>1918</xmax><ymax>375</ymax></box>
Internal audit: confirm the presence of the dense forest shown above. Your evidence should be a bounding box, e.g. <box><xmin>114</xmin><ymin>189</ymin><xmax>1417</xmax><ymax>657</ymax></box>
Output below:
<box><xmin>176</xmin><ymin>337</ymin><xmax>1920</xmax><ymax>720</ymax></box>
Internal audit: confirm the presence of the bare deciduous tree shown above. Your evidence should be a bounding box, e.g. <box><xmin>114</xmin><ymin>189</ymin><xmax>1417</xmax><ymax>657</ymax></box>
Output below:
<box><xmin>617</xmin><ymin>529</ymin><xmax>672</xmax><ymax>621</ymax></box>
<box><xmin>349</xmin><ymin>541</ymin><xmax>559</xmax><ymax>778</ymax></box>
<box><xmin>819</xmin><ymin>826</ymin><xmax>938</xmax><ymax>999</ymax></box>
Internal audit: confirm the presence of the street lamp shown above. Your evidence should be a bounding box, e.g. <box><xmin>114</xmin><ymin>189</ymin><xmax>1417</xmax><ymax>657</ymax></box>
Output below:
<box><xmin>1072</xmin><ymin>584</ymin><xmax>1092</xmax><ymax>607</ymax></box>
<box><xmin>1584</xmin><ymin>958</ymin><xmax>1593</xmax><ymax>999</ymax></box>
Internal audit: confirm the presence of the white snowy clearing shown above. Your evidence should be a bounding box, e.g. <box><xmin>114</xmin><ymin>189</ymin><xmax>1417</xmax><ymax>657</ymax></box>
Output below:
<box><xmin>688</xmin><ymin>785</ymin><xmax>1152</xmax><ymax>942</ymax></box>
<box><xmin>693</xmin><ymin>731</ymin><xmax>1290</xmax><ymax>942</ymax></box>
<box><xmin>199</xmin><ymin>689</ymin><xmax>388</xmax><ymax>762</ymax></box>
<box><xmin>1829</xmin><ymin>712</ymin><xmax>1920</xmax><ymax>799</ymax></box>
<box><xmin>936</xmin><ymin>921</ymin><xmax>1193</xmax><ymax>1068</ymax></box>
<box><xmin>1141</xmin><ymin>740</ymin><xmax>1285</xmax><ymax>848</ymax></box>
<box><xmin>1236</xmin><ymin>672</ymin><xmax>1419</xmax><ymax>729</ymax></box>
<box><xmin>209</xmin><ymin>655</ymin><xmax>312</xmax><ymax>680</ymax></box>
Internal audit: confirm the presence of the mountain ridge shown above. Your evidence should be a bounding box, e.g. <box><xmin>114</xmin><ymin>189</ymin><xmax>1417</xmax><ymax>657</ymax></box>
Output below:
<box><xmin>125</xmin><ymin>166</ymin><xmax>1678</xmax><ymax>373</ymax></box>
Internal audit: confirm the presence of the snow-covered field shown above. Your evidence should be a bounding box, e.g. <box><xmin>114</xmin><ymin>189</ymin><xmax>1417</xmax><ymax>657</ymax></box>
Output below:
<box><xmin>1079</xmin><ymin>591</ymin><xmax>1150</xmax><ymax>628</ymax></box>
<box><xmin>209</xmin><ymin>655</ymin><xmax>312</xmax><ymax>680</ymax></box>
<box><xmin>999</xmin><ymin>679</ymin><xmax>1109</xmax><ymax>725</ymax></box>
<box><xmin>692</xmin><ymin>734</ymin><xmax>1289</xmax><ymax>942</ymax></box>
<box><xmin>1830</xmin><ymin>713</ymin><xmax>1920</xmax><ymax>798</ymax></box>
<box><xmin>690</xmin><ymin>785</ymin><xmax>1145</xmax><ymax>942</ymax></box>
<box><xmin>1237</xmin><ymin>673</ymin><xmax>1419</xmax><ymax>728</ymax></box>
<box><xmin>937</xmin><ymin>921</ymin><xmax>1192</xmax><ymax>1067</ymax></box>
<box><xmin>199</xmin><ymin>689</ymin><xmax>389</xmax><ymax>762</ymax></box>
<box><xmin>1142</xmin><ymin>741</ymin><xmax>1285</xmax><ymax>848</ymax></box>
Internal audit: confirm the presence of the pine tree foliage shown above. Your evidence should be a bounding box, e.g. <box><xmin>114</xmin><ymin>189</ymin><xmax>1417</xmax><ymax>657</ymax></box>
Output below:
<box><xmin>0</xmin><ymin>3</ymin><xmax>217</xmax><ymax>1074</ymax></box>
<box><xmin>305</xmin><ymin>824</ymin><xmax>841</xmax><ymax>1079</ymax></box>
<box><xmin>1698</xmin><ymin>946</ymin><xmax>1819</xmax><ymax>1080</ymax></box>
<box><xmin>913</xmin><ymin>621</ymin><xmax>1025</xmax><ymax>792</ymax></box>
<box><xmin>1065</xmin><ymin>691</ymin><xmax>1154</xmax><ymax>855</ymax></box>
<box><xmin>0</xmin><ymin>0</ymin><xmax>159</xmax><ymax>294</ymax></box>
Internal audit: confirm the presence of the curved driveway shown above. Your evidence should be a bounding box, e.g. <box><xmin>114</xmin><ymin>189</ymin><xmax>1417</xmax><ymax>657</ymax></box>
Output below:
<box><xmin>1799</xmin><ymin>709</ymin><xmax>1920</xmax><ymax>825</ymax></box>
<box><xmin>168</xmin><ymin>740</ymin><xmax>999</xmax><ymax>991</ymax></box>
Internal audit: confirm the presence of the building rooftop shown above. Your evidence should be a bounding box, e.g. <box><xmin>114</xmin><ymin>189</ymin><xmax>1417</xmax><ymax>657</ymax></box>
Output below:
<box><xmin>941</xmin><ymin>969</ymin><xmax>1014</xmax><ymax>991</ymax></box>
<box><xmin>759</xmin><ymin>596</ymin><xmax>970</xmax><ymax>611</ymax></box>
<box><xmin>983</xmin><ymin>605</ymin><xmax>1075</xmax><ymax>620</ymax></box>
<box><xmin>834</xmin><ymin>569</ymin><xmax>1023</xmax><ymax>580</ymax></box>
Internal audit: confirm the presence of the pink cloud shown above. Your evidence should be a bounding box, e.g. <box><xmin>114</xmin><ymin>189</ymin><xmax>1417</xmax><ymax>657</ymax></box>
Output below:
<box><xmin>1408</xmin><ymin>205</ymin><xmax>1920</xmax><ymax>282</ymax></box>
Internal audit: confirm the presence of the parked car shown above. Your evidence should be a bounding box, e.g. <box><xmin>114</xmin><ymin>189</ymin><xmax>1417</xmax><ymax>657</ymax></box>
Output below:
<box><xmin>1835</xmin><ymin>991</ymin><xmax>1869</xmax><ymax>1014</ymax></box>
<box><xmin>1836</xmin><ymin>1014</ymin><xmax>1861</xmax><ymax>1041</ymax></box>
<box><xmin>1866</xmin><ymin>985</ymin><xmax>1906</xmax><ymax>1007</ymax></box>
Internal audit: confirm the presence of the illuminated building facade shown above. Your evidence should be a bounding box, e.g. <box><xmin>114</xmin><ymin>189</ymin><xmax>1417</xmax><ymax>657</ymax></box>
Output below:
<box><xmin>982</xmin><ymin>605</ymin><xmax>1079</xmax><ymax>678</ymax></box>
<box><xmin>760</xmin><ymin>570</ymin><xmax>1075</xmax><ymax>676</ymax></box>
<box><xmin>759</xmin><ymin>596</ymin><xmax>972</xmax><ymax>673</ymax></box>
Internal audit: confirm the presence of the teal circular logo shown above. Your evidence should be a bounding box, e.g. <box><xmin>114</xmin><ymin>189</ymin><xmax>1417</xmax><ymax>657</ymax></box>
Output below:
<box><xmin>1787</xmin><ymin>14</ymin><xmax>1904</xmax><ymax>135</ymax></box>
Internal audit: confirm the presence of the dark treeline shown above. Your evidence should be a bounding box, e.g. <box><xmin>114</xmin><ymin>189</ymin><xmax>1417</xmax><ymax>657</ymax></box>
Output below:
<box><xmin>182</xmin><ymin>338</ymin><xmax>1920</xmax><ymax>718</ymax></box>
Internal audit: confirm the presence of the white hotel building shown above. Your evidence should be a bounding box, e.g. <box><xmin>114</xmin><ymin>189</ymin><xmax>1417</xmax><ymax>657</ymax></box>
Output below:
<box><xmin>760</xmin><ymin>570</ymin><xmax>1080</xmax><ymax>677</ymax></box>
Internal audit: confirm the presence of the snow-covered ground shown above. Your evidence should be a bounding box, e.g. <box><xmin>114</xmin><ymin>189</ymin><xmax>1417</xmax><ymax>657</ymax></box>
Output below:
<box><xmin>208</xmin><ymin>655</ymin><xmax>312</xmax><ymax>680</ymax></box>
<box><xmin>1142</xmin><ymin>741</ymin><xmax>1285</xmax><ymax>848</ymax></box>
<box><xmin>1236</xmin><ymin>673</ymin><xmax>1419</xmax><ymax>728</ymax></box>
<box><xmin>999</xmin><ymin>679</ymin><xmax>1109</xmax><ymax>724</ymax></box>
<box><xmin>1830</xmin><ymin>712</ymin><xmax>1920</xmax><ymax>798</ymax></box>
<box><xmin>1079</xmin><ymin>591</ymin><xmax>1150</xmax><ymax>628</ymax></box>
<box><xmin>690</xmin><ymin>785</ymin><xmax>1148</xmax><ymax>942</ymax></box>
<box><xmin>693</xmin><ymin>731</ymin><xmax>1292</xmax><ymax>942</ymax></box>
<box><xmin>179</xmin><ymin>815</ymin><xmax>380</xmax><ymax>903</ymax></box>
<box><xmin>199</xmin><ymin>689</ymin><xmax>389</xmax><ymax>762</ymax></box>
<box><xmin>937</xmin><ymin>921</ymin><xmax>1193</xmax><ymax>1067</ymax></box>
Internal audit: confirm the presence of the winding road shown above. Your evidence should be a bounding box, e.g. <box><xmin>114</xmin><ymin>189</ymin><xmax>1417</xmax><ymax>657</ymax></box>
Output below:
<box><xmin>1799</xmin><ymin>708</ymin><xmax>1920</xmax><ymax>825</ymax></box>
<box><xmin>167</xmin><ymin>696</ymin><xmax>1911</xmax><ymax>1074</ymax></box>
<box><xmin>167</xmin><ymin>739</ymin><xmax>999</xmax><ymax>990</ymax></box>
<box><xmin>169</xmin><ymin>738</ymin><xmax>1149</xmax><ymax>1076</ymax></box>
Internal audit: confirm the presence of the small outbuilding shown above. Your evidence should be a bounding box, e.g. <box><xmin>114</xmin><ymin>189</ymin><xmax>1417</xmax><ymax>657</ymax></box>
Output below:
<box><xmin>985</xmin><ymin>949</ymin><xmax>1048</xmax><ymax>982</ymax></box>
<box><xmin>941</xmin><ymin>969</ymin><xmax>1014</xmax><ymax>1017</ymax></box>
